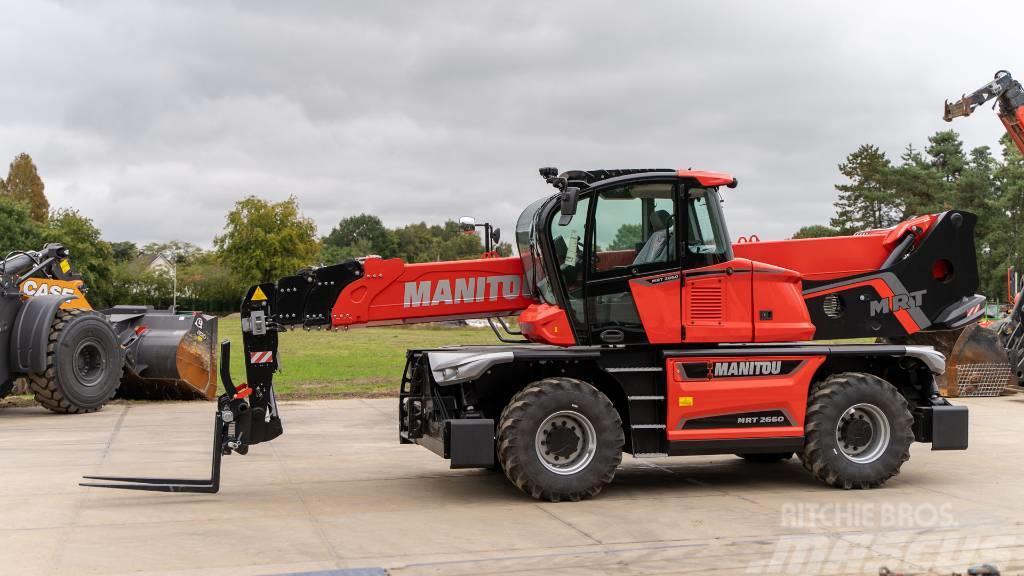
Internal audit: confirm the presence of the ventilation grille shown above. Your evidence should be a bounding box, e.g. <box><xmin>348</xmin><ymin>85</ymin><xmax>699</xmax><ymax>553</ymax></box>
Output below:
<box><xmin>688</xmin><ymin>280</ymin><xmax>723</xmax><ymax>324</ymax></box>
<box><xmin>823</xmin><ymin>293</ymin><xmax>844</xmax><ymax>319</ymax></box>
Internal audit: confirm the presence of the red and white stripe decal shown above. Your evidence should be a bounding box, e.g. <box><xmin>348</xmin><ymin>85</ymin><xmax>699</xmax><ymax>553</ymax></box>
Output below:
<box><xmin>250</xmin><ymin>351</ymin><xmax>274</xmax><ymax>364</ymax></box>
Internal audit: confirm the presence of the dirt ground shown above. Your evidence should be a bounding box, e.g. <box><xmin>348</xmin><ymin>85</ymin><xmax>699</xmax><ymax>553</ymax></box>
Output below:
<box><xmin>1</xmin><ymin>396</ymin><xmax>1022</xmax><ymax>575</ymax></box>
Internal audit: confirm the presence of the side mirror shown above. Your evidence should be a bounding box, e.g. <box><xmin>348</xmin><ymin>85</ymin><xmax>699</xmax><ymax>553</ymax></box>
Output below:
<box><xmin>459</xmin><ymin>216</ymin><xmax>476</xmax><ymax>232</ymax></box>
<box><xmin>558</xmin><ymin>187</ymin><xmax>580</xmax><ymax>226</ymax></box>
<box><xmin>491</xmin><ymin>227</ymin><xmax>501</xmax><ymax>245</ymax></box>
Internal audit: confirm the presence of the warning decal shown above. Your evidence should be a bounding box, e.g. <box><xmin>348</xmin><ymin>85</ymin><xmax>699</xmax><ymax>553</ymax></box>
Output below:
<box><xmin>250</xmin><ymin>351</ymin><xmax>274</xmax><ymax>364</ymax></box>
<box><xmin>251</xmin><ymin>286</ymin><xmax>268</xmax><ymax>301</ymax></box>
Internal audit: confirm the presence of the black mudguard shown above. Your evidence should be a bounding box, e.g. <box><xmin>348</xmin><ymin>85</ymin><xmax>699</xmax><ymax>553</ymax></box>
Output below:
<box><xmin>9</xmin><ymin>294</ymin><xmax>72</xmax><ymax>374</ymax></box>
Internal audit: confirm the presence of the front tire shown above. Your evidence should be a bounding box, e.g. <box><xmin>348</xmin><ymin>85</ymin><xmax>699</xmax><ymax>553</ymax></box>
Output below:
<box><xmin>799</xmin><ymin>372</ymin><xmax>913</xmax><ymax>489</ymax></box>
<box><xmin>496</xmin><ymin>378</ymin><xmax>623</xmax><ymax>502</ymax></box>
<box><xmin>28</xmin><ymin>309</ymin><xmax>123</xmax><ymax>414</ymax></box>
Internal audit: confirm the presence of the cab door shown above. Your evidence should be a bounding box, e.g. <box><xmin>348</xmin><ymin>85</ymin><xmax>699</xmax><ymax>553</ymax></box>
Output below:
<box><xmin>681</xmin><ymin>187</ymin><xmax>754</xmax><ymax>343</ymax></box>
<box><xmin>583</xmin><ymin>181</ymin><xmax>680</xmax><ymax>345</ymax></box>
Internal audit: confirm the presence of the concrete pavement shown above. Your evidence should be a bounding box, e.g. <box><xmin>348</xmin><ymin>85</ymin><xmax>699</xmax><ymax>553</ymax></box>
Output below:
<box><xmin>1</xmin><ymin>396</ymin><xmax>1022</xmax><ymax>575</ymax></box>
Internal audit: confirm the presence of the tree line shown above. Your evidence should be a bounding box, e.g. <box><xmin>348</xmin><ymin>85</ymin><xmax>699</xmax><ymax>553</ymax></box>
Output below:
<box><xmin>0</xmin><ymin>154</ymin><xmax>505</xmax><ymax>313</ymax></box>
<box><xmin>794</xmin><ymin>131</ymin><xmax>1024</xmax><ymax>301</ymax></box>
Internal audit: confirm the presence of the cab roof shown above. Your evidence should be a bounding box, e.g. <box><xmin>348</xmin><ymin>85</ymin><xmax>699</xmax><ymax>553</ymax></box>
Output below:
<box><xmin>545</xmin><ymin>167</ymin><xmax>736</xmax><ymax>189</ymax></box>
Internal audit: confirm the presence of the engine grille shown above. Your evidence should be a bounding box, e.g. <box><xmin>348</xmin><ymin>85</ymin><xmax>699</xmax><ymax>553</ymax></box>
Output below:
<box><xmin>688</xmin><ymin>280</ymin><xmax>723</xmax><ymax>324</ymax></box>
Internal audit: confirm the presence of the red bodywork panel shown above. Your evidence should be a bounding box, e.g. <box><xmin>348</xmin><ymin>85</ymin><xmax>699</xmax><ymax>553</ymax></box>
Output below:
<box><xmin>677</xmin><ymin>170</ymin><xmax>736</xmax><ymax>187</ymax></box>
<box><xmin>1000</xmin><ymin>106</ymin><xmax>1024</xmax><ymax>157</ymax></box>
<box><xmin>630</xmin><ymin>272</ymin><xmax>683</xmax><ymax>344</ymax></box>
<box><xmin>733</xmin><ymin>214</ymin><xmax>936</xmax><ymax>283</ymax></box>
<box><xmin>519</xmin><ymin>304</ymin><xmax>575</xmax><ymax>346</ymax></box>
<box><xmin>752</xmin><ymin>263</ymin><xmax>816</xmax><ymax>342</ymax></box>
<box><xmin>666</xmin><ymin>355</ymin><xmax>826</xmax><ymax>442</ymax></box>
<box><xmin>331</xmin><ymin>256</ymin><xmax>533</xmax><ymax>327</ymax></box>
<box><xmin>682</xmin><ymin>260</ymin><xmax>754</xmax><ymax>343</ymax></box>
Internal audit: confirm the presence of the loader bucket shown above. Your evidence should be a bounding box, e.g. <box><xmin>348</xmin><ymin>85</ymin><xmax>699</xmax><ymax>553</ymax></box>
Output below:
<box><xmin>103</xmin><ymin>306</ymin><xmax>219</xmax><ymax>401</ymax></box>
<box><xmin>896</xmin><ymin>324</ymin><xmax>1014</xmax><ymax>397</ymax></box>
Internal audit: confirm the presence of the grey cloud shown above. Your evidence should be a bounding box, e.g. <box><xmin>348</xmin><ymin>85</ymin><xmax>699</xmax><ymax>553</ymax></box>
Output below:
<box><xmin>0</xmin><ymin>0</ymin><xmax>1019</xmax><ymax>248</ymax></box>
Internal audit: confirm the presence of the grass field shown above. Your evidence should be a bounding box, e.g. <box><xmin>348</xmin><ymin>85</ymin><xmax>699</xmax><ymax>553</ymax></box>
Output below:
<box><xmin>218</xmin><ymin>316</ymin><xmax>503</xmax><ymax>398</ymax></box>
<box><xmin>0</xmin><ymin>314</ymin><xmax>877</xmax><ymax>408</ymax></box>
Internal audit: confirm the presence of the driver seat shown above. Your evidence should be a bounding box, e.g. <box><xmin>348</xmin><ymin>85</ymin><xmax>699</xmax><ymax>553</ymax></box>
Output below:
<box><xmin>633</xmin><ymin>210</ymin><xmax>673</xmax><ymax>265</ymax></box>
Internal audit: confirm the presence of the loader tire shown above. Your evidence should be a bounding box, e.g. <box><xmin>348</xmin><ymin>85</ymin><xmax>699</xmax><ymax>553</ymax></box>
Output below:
<box><xmin>28</xmin><ymin>309</ymin><xmax>123</xmax><ymax>414</ymax></box>
<box><xmin>496</xmin><ymin>378</ymin><xmax>623</xmax><ymax>502</ymax></box>
<box><xmin>799</xmin><ymin>372</ymin><xmax>913</xmax><ymax>489</ymax></box>
<box><xmin>0</xmin><ymin>379</ymin><xmax>13</xmax><ymax>399</ymax></box>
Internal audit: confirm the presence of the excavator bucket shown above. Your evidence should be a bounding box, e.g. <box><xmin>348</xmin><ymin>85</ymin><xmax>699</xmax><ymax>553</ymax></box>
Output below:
<box><xmin>898</xmin><ymin>323</ymin><xmax>1014</xmax><ymax>397</ymax></box>
<box><xmin>104</xmin><ymin>306</ymin><xmax>219</xmax><ymax>400</ymax></box>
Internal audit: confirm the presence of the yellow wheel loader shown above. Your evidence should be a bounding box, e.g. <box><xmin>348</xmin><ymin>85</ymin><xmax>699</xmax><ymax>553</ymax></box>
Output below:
<box><xmin>0</xmin><ymin>243</ymin><xmax>217</xmax><ymax>413</ymax></box>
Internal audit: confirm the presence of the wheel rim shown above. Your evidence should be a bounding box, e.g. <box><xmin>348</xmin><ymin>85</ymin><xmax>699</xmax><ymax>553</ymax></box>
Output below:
<box><xmin>835</xmin><ymin>403</ymin><xmax>890</xmax><ymax>464</ymax></box>
<box><xmin>535</xmin><ymin>410</ymin><xmax>597</xmax><ymax>475</ymax></box>
<box><xmin>74</xmin><ymin>339</ymin><xmax>106</xmax><ymax>387</ymax></box>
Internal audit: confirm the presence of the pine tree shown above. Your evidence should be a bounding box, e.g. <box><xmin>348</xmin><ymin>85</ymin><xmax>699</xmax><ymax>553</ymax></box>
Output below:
<box><xmin>830</xmin><ymin>145</ymin><xmax>901</xmax><ymax>233</ymax></box>
<box><xmin>2</xmin><ymin>153</ymin><xmax>49</xmax><ymax>222</ymax></box>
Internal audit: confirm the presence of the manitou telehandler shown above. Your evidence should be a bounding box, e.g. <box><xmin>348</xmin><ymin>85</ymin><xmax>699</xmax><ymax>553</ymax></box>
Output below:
<box><xmin>0</xmin><ymin>243</ymin><xmax>218</xmax><ymax>413</ymax></box>
<box><xmin>85</xmin><ymin>166</ymin><xmax>981</xmax><ymax>501</ymax></box>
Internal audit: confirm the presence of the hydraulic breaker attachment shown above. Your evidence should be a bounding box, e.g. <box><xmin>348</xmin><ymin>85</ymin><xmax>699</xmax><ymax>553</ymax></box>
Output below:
<box><xmin>80</xmin><ymin>339</ymin><xmax>280</xmax><ymax>493</ymax></box>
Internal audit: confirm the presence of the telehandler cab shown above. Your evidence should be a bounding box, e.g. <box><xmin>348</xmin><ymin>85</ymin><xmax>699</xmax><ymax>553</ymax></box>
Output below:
<box><xmin>85</xmin><ymin>167</ymin><xmax>978</xmax><ymax>501</ymax></box>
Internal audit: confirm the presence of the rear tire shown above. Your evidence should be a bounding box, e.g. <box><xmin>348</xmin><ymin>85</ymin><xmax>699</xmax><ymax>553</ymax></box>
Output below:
<box><xmin>799</xmin><ymin>372</ymin><xmax>913</xmax><ymax>489</ymax></box>
<box><xmin>0</xmin><ymin>379</ymin><xmax>13</xmax><ymax>399</ymax></box>
<box><xmin>496</xmin><ymin>378</ymin><xmax>623</xmax><ymax>502</ymax></box>
<box><xmin>738</xmin><ymin>452</ymin><xmax>793</xmax><ymax>463</ymax></box>
<box><xmin>28</xmin><ymin>309</ymin><xmax>123</xmax><ymax>414</ymax></box>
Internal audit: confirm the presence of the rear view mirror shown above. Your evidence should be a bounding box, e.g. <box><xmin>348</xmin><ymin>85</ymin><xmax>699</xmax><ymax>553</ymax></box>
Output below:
<box><xmin>491</xmin><ymin>227</ymin><xmax>501</xmax><ymax>245</ymax></box>
<box><xmin>559</xmin><ymin>187</ymin><xmax>580</xmax><ymax>226</ymax></box>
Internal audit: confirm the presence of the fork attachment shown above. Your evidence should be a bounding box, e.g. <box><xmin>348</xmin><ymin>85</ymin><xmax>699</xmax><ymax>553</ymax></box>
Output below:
<box><xmin>80</xmin><ymin>337</ymin><xmax>281</xmax><ymax>493</ymax></box>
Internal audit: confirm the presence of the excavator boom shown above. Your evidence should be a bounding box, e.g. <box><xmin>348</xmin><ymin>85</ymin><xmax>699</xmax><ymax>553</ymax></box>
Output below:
<box><xmin>944</xmin><ymin>70</ymin><xmax>1024</xmax><ymax>156</ymax></box>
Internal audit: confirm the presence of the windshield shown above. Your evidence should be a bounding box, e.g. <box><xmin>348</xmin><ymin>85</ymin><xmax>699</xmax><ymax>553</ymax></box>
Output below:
<box><xmin>515</xmin><ymin>196</ymin><xmax>552</xmax><ymax>302</ymax></box>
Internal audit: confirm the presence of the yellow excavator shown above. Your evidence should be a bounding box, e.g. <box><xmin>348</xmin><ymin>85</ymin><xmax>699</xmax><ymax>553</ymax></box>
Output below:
<box><xmin>0</xmin><ymin>243</ymin><xmax>218</xmax><ymax>413</ymax></box>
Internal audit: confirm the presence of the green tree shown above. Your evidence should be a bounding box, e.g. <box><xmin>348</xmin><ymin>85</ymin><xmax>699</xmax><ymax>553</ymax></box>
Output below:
<box><xmin>791</xmin><ymin>224</ymin><xmax>842</xmax><ymax>239</ymax></box>
<box><xmin>214</xmin><ymin>196</ymin><xmax>320</xmax><ymax>284</ymax></box>
<box><xmin>830</xmin><ymin>144</ymin><xmax>901</xmax><ymax>233</ymax></box>
<box><xmin>44</xmin><ymin>209</ymin><xmax>115</xmax><ymax>307</ymax></box>
<box><xmin>608</xmin><ymin>223</ymin><xmax>642</xmax><ymax>250</ymax></box>
<box><xmin>110</xmin><ymin>241</ymin><xmax>139</xmax><ymax>262</ymax></box>
<box><xmin>888</xmin><ymin>143</ymin><xmax>946</xmax><ymax>217</ymax></box>
<box><xmin>926</xmin><ymin>130</ymin><xmax>967</xmax><ymax>183</ymax></box>
<box><xmin>141</xmin><ymin>240</ymin><xmax>203</xmax><ymax>264</ymax></box>
<box><xmin>2</xmin><ymin>153</ymin><xmax>49</xmax><ymax>222</ymax></box>
<box><xmin>0</xmin><ymin>195</ymin><xmax>44</xmax><ymax>257</ymax></box>
<box><xmin>322</xmin><ymin>214</ymin><xmax>397</xmax><ymax>262</ymax></box>
<box><xmin>991</xmin><ymin>134</ymin><xmax>1024</xmax><ymax>302</ymax></box>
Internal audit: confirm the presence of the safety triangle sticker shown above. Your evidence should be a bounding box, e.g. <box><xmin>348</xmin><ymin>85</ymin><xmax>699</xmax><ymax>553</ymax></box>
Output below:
<box><xmin>251</xmin><ymin>286</ymin><xmax>268</xmax><ymax>301</ymax></box>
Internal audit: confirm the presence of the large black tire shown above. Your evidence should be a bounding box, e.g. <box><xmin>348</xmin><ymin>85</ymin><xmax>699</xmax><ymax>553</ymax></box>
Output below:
<box><xmin>0</xmin><ymin>379</ymin><xmax>13</xmax><ymax>399</ymax></box>
<box><xmin>28</xmin><ymin>309</ymin><xmax>123</xmax><ymax>414</ymax></box>
<box><xmin>799</xmin><ymin>372</ymin><xmax>914</xmax><ymax>489</ymax></box>
<box><xmin>496</xmin><ymin>378</ymin><xmax>624</xmax><ymax>502</ymax></box>
<box><xmin>738</xmin><ymin>452</ymin><xmax>793</xmax><ymax>463</ymax></box>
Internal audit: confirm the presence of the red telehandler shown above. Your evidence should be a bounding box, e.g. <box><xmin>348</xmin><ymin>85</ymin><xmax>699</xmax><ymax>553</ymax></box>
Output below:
<box><xmin>83</xmin><ymin>167</ymin><xmax>981</xmax><ymax>501</ymax></box>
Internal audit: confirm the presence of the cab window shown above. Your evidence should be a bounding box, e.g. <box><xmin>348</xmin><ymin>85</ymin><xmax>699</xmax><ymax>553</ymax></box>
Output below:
<box><xmin>590</xmin><ymin>183</ymin><xmax>676</xmax><ymax>273</ymax></box>
<box><xmin>685</xmin><ymin>187</ymin><xmax>730</xmax><ymax>268</ymax></box>
<box><xmin>546</xmin><ymin>197</ymin><xmax>590</xmax><ymax>323</ymax></box>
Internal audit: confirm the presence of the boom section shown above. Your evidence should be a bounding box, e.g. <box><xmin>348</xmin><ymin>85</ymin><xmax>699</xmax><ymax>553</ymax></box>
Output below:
<box><xmin>267</xmin><ymin>255</ymin><xmax>534</xmax><ymax>330</ymax></box>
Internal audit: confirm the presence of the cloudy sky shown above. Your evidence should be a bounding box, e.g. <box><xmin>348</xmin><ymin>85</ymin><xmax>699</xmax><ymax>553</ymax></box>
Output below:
<box><xmin>1</xmin><ymin>1</ymin><xmax>1021</xmax><ymax>249</ymax></box>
